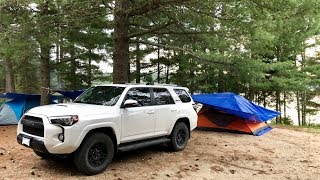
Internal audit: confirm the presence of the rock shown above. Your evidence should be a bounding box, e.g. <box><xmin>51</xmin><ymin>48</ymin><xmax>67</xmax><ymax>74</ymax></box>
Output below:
<box><xmin>225</xmin><ymin>144</ymin><xmax>227</xmax><ymax>146</ymax></box>
<box><xmin>1</xmin><ymin>166</ymin><xmax>6</xmax><ymax>169</ymax></box>
<box><xmin>32</xmin><ymin>166</ymin><xmax>36</xmax><ymax>169</ymax></box>
<box><xmin>300</xmin><ymin>160</ymin><xmax>308</xmax><ymax>163</ymax></box>
<box><xmin>195</xmin><ymin>164</ymin><xmax>198</xmax><ymax>167</ymax></box>
<box><xmin>195</xmin><ymin>158</ymin><xmax>199</xmax><ymax>161</ymax></box>
<box><xmin>230</xmin><ymin>170</ymin><xmax>236</xmax><ymax>174</ymax></box>
<box><xmin>31</xmin><ymin>171</ymin><xmax>35</xmax><ymax>175</ymax></box>
<box><xmin>166</xmin><ymin>174</ymin><xmax>170</xmax><ymax>177</ymax></box>
<box><xmin>37</xmin><ymin>175</ymin><xmax>41</xmax><ymax>177</ymax></box>
<box><xmin>0</xmin><ymin>148</ymin><xmax>6</xmax><ymax>155</ymax></box>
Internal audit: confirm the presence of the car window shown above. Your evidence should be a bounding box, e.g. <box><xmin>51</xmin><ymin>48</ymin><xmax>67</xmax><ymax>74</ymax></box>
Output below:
<box><xmin>125</xmin><ymin>88</ymin><xmax>151</xmax><ymax>106</ymax></box>
<box><xmin>174</xmin><ymin>89</ymin><xmax>191</xmax><ymax>103</ymax></box>
<box><xmin>74</xmin><ymin>86</ymin><xmax>125</xmax><ymax>106</ymax></box>
<box><xmin>153</xmin><ymin>88</ymin><xmax>175</xmax><ymax>105</ymax></box>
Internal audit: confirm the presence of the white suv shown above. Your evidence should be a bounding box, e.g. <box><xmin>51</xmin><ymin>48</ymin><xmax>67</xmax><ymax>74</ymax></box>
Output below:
<box><xmin>17</xmin><ymin>84</ymin><xmax>197</xmax><ymax>175</ymax></box>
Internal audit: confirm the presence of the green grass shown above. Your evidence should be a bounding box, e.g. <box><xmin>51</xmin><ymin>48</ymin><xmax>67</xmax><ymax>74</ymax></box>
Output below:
<box><xmin>271</xmin><ymin>124</ymin><xmax>320</xmax><ymax>134</ymax></box>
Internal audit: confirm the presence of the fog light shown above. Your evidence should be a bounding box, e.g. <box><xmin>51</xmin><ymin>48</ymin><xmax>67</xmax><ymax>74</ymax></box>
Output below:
<box><xmin>58</xmin><ymin>133</ymin><xmax>64</xmax><ymax>142</ymax></box>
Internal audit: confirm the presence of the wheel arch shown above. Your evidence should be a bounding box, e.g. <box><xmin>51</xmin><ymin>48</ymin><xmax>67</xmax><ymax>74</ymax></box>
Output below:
<box><xmin>173</xmin><ymin>117</ymin><xmax>190</xmax><ymax>138</ymax></box>
<box><xmin>82</xmin><ymin>127</ymin><xmax>118</xmax><ymax>153</ymax></box>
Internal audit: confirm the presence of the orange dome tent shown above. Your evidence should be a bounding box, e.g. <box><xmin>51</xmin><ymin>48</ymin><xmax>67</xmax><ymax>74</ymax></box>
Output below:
<box><xmin>197</xmin><ymin>106</ymin><xmax>272</xmax><ymax>135</ymax></box>
<box><xmin>192</xmin><ymin>93</ymin><xmax>280</xmax><ymax>136</ymax></box>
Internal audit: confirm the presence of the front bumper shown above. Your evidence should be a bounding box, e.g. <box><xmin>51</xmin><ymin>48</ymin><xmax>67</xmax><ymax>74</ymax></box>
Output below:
<box><xmin>17</xmin><ymin>134</ymin><xmax>48</xmax><ymax>153</ymax></box>
<box><xmin>17</xmin><ymin>113</ymin><xmax>82</xmax><ymax>154</ymax></box>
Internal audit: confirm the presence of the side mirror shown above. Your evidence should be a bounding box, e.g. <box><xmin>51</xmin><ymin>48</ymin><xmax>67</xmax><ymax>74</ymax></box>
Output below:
<box><xmin>122</xmin><ymin>99</ymin><xmax>139</xmax><ymax>108</ymax></box>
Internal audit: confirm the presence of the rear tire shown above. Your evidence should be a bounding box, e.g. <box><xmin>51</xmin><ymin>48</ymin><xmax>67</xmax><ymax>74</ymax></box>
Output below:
<box><xmin>73</xmin><ymin>133</ymin><xmax>114</xmax><ymax>175</ymax></box>
<box><xmin>169</xmin><ymin>122</ymin><xmax>189</xmax><ymax>151</ymax></box>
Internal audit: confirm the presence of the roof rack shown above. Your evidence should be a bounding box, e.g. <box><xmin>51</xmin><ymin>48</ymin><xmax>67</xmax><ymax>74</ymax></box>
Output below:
<box><xmin>147</xmin><ymin>82</ymin><xmax>180</xmax><ymax>87</ymax></box>
<box><xmin>124</xmin><ymin>82</ymin><xmax>180</xmax><ymax>87</ymax></box>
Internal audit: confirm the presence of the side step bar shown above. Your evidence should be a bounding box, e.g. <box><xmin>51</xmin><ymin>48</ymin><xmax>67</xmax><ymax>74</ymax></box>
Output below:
<box><xmin>118</xmin><ymin>138</ymin><xmax>170</xmax><ymax>152</ymax></box>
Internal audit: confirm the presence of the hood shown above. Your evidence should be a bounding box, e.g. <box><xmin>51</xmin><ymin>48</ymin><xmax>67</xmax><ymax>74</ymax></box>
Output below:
<box><xmin>27</xmin><ymin>103</ymin><xmax>116</xmax><ymax>117</ymax></box>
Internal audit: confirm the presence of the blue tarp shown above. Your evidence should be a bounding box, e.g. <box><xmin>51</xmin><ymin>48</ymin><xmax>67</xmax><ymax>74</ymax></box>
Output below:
<box><xmin>0</xmin><ymin>93</ymin><xmax>61</xmax><ymax>124</ymax></box>
<box><xmin>192</xmin><ymin>92</ymin><xmax>280</xmax><ymax>122</ymax></box>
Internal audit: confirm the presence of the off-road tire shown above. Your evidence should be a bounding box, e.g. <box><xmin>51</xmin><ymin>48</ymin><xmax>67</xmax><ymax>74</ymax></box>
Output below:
<box><xmin>73</xmin><ymin>133</ymin><xmax>114</xmax><ymax>175</ymax></box>
<box><xmin>169</xmin><ymin>122</ymin><xmax>189</xmax><ymax>151</ymax></box>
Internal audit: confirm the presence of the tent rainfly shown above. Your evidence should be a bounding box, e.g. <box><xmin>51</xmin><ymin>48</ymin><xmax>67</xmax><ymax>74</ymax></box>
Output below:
<box><xmin>0</xmin><ymin>90</ymin><xmax>83</xmax><ymax>125</ymax></box>
<box><xmin>192</xmin><ymin>93</ymin><xmax>281</xmax><ymax>136</ymax></box>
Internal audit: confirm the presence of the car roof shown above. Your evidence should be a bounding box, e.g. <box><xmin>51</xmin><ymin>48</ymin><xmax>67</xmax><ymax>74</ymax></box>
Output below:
<box><xmin>95</xmin><ymin>83</ymin><xmax>188</xmax><ymax>89</ymax></box>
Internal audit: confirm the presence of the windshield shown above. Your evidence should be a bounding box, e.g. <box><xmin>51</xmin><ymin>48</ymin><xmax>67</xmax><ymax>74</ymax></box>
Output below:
<box><xmin>74</xmin><ymin>86</ymin><xmax>125</xmax><ymax>106</ymax></box>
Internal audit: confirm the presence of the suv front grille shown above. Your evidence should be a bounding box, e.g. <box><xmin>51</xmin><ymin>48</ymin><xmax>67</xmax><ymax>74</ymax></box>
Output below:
<box><xmin>21</xmin><ymin>116</ymin><xmax>44</xmax><ymax>137</ymax></box>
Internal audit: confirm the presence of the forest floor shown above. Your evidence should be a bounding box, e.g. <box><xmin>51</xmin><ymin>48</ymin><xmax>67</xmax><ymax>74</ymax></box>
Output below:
<box><xmin>0</xmin><ymin>125</ymin><xmax>320</xmax><ymax>180</ymax></box>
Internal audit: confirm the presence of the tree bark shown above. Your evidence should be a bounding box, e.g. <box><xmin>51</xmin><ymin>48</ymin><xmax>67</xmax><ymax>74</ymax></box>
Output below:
<box><xmin>113</xmin><ymin>0</ymin><xmax>130</xmax><ymax>83</ymax></box>
<box><xmin>88</xmin><ymin>49</ymin><xmax>92</xmax><ymax>87</ymax></box>
<box><xmin>296</xmin><ymin>91</ymin><xmax>301</xmax><ymax>126</ymax></box>
<box><xmin>283</xmin><ymin>91</ymin><xmax>287</xmax><ymax>118</ymax></box>
<box><xmin>165</xmin><ymin>64</ymin><xmax>169</xmax><ymax>84</ymax></box>
<box><xmin>39</xmin><ymin>0</ymin><xmax>51</xmax><ymax>105</ymax></box>
<box><xmin>3</xmin><ymin>58</ymin><xmax>15</xmax><ymax>92</ymax></box>
<box><xmin>301</xmin><ymin>91</ymin><xmax>306</xmax><ymax>125</ymax></box>
<box><xmin>135</xmin><ymin>43</ymin><xmax>141</xmax><ymax>83</ymax></box>
<box><xmin>70</xmin><ymin>46</ymin><xmax>76</xmax><ymax>89</ymax></box>
<box><xmin>157</xmin><ymin>38</ymin><xmax>161</xmax><ymax>83</ymax></box>
<box><xmin>275</xmin><ymin>91</ymin><xmax>280</xmax><ymax>124</ymax></box>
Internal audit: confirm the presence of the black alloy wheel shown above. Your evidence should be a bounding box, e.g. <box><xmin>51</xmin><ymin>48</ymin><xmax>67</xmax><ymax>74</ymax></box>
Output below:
<box><xmin>176</xmin><ymin>129</ymin><xmax>187</xmax><ymax>146</ymax></box>
<box><xmin>73</xmin><ymin>133</ymin><xmax>114</xmax><ymax>175</ymax></box>
<box><xmin>170</xmin><ymin>122</ymin><xmax>189</xmax><ymax>151</ymax></box>
<box><xmin>88</xmin><ymin>143</ymin><xmax>108</xmax><ymax>167</ymax></box>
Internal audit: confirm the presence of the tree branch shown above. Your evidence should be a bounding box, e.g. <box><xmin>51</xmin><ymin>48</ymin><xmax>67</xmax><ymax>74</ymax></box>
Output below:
<box><xmin>153</xmin><ymin>31</ymin><xmax>213</xmax><ymax>35</ymax></box>
<box><xmin>130</xmin><ymin>40</ymin><xmax>233</xmax><ymax>66</ymax></box>
<box><xmin>128</xmin><ymin>0</ymin><xmax>191</xmax><ymax>17</ymax></box>
<box><xmin>128</xmin><ymin>21</ymin><xmax>174</xmax><ymax>38</ymax></box>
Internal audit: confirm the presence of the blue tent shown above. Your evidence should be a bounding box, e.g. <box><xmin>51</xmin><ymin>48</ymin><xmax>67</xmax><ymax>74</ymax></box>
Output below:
<box><xmin>192</xmin><ymin>93</ymin><xmax>280</xmax><ymax>136</ymax></box>
<box><xmin>192</xmin><ymin>93</ymin><xmax>280</xmax><ymax>122</ymax></box>
<box><xmin>0</xmin><ymin>93</ymin><xmax>60</xmax><ymax>125</ymax></box>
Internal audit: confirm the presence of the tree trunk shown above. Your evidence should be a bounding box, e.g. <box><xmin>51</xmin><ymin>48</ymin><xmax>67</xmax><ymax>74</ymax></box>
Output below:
<box><xmin>39</xmin><ymin>1</ymin><xmax>51</xmax><ymax>105</ymax></box>
<box><xmin>283</xmin><ymin>91</ymin><xmax>287</xmax><ymax>118</ymax></box>
<box><xmin>113</xmin><ymin>0</ymin><xmax>130</xmax><ymax>83</ymax></box>
<box><xmin>296</xmin><ymin>91</ymin><xmax>301</xmax><ymax>126</ymax></box>
<box><xmin>157</xmin><ymin>39</ymin><xmax>161</xmax><ymax>83</ymax></box>
<box><xmin>40</xmin><ymin>47</ymin><xmax>50</xmax><ymax>105</ymax></box>
<box><xmin>3</xmin><ymin>58</ymin><xmax>15</xmax><ymax>92</ymax></box>
<box><xmin>135</xmin><ymin>43</ymin><xmax>141</xmax><ymax>83</ymax></box>
<box><xmin>275</xmin><ymin>91</ymin><xmax>280</xmax><ymax>124</ymax></box>
<box><xmin>263</xmin><ymin>92</ymin><xmax>267</xmax><ymax>108</ymax></box>
<box><xmin>56</xmin><ymin>24</ymin><xmax>62</xmax><ymax>89</ymax></box>
<box><xmin>70</xmin><ymin>46</ymin><xmax>76</xmax><ymax>89</ymax></box>
<box><xmin>301</xmin><ymin>91</ymin><xmax>306</xmax><ymax>125</ymax></box>
<box><xmin>88</xmin><ymin>49</ymin><xmax>92</xmax><ymax>87</ymax></box>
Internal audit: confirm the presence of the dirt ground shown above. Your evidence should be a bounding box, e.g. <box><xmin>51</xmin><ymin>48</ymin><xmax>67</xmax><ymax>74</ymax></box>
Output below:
<box><xmin>0</xmin><ymin>125</ymin><xmax>320</xmax><ymax>180</ymax></box>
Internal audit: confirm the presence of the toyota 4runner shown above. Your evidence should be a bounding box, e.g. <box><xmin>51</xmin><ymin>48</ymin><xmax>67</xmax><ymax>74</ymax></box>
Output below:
<box><xmin>17</xmin><ymin>84</ymin><xmax>197</xmax><ymax>175</ymax></box>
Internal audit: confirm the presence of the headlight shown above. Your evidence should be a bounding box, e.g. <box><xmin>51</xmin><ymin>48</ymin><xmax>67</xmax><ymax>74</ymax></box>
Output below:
<box><xmin>49</xmin><ymin>115</ymin><xmax>78</xmax><ymax>126</ymax></box>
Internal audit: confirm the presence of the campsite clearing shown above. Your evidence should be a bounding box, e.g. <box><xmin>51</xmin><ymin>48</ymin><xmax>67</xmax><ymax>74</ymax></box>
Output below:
<box><xmin>0</xmin><ymin>125</ymin><xmax>319</xmax><ymax>179</ymax></box>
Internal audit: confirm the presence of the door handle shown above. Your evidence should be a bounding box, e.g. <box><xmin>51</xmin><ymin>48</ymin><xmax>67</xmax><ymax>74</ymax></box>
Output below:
<box><xmin>147</xmin><ymin>110</ymin><xmax>155</xmax><ymax>114</ymax></box>
<box><xmin>171</xmin><ymin>108</ymin><xmax>178</xmax><ymax>112</ymax></box>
